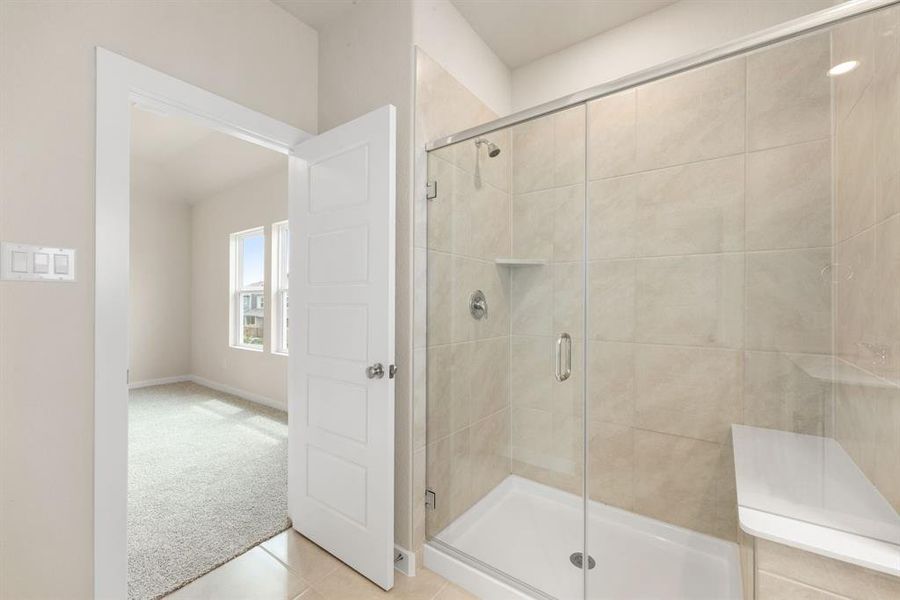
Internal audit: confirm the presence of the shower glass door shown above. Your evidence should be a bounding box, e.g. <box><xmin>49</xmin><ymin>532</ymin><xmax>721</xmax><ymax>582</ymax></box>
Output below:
<box><xmin>424</xmin><ymin>105</ymin><xmax>587</xmax><ymax>599</ymax></box>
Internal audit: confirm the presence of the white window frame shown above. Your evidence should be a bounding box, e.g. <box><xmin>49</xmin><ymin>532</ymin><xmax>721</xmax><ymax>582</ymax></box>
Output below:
<box><xmin>230</xmin><ymin>226</ymin><xmax>266</xmax><ymax>351</ymax></box>
<box><xmin>272</xmin><ymin>220</ymin><xmax>290</xmax><ymax>355</ymax></box>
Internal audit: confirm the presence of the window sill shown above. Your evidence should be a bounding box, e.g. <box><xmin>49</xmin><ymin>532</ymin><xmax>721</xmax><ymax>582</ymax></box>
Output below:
<box><xmin>272</xmin><ymin>350</ymin><xmax>289</xmax><ymax>357</ymax></box>
<box><xmin>230</xmin><ymin>344</ymin><xmax>263</xmax><ymax>353</ymax></box>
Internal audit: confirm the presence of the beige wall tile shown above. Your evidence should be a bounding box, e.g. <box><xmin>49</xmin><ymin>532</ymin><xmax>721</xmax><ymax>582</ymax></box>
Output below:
<box><xmin>512</xmin><ymin>189</ymin><xmax>554</xmax><ymax>259</ymax></box>
<box><xmin>588</xmin><ymin>421</ymin><xmax>633</xmax><ymax>510</ymax></box>
<box><xmin>554</xmin><ymin>184</ymin><xmax>585</xmax><ymax>262</ymax></box>
<box><xmin>835</xmin><ymin>378</ymin><xmax>900</xmax><ymax>511</ymax></box>
<box><xmin>469</xmin><ymin>337</ymin><xmax>509</xmax><ymax>422</ymax></box>
<box><xmin>633</xmin><ymin>430</ymin><xmax>723</xmax><ymax>537</ymax></box>
<box><xmin>747</xmin><ymin>140</ymin><xmax>832</xmax><ymax>250</ymax></box>
<box><xmin>833</xmin><ymin>13</ymin><xmax>875</xmax><ymax>126</ymax></box>
<box><xmin>588</xmin><ymin>90</ymin><xmax>636</xmax><ymax>179</ymax></box>
<box><xmin>554</xmin><ymin>262</ymin><xmax>584</xmax><ymax>338</ymax></box>
<box><xmin>513</xmin><ymin>116</ymin><xmax>554</xmax><ymax>193</ymax></box>
<box><xmin>873</xmin><ymin>7</ymin><xmax>900</xmax><ymax>221</ymax></box>
<box><xmin>460</xmin><ymin>175</ymin><xmax>510</xmax><ymax>260</ymax></box>
<box><xmin>836</xmin><ymin>229</ymin><xmax>877</xmax><ymax>367</ymax></box>
<box><xmin>426</xmin><ymin>156</ymin><xmax>457</xmax><ymax>254</ymax></box>
<box><xmin>426</xmin><ymin>343</ymin><xmax>471</xmax><ymax>443</ymax></box>
<box><xmin>757</xmin><ymin>539</ymin><xmax>900</xmax><ymax>600</ymax></box>
<box><xmin>470</xmin><ymin>409</ymin><xmax>511</xmax><ymax>502</ymax></box>
<box><xmin>747</xmin><ymin>32</ymin><xmax>831</xmax><ymax>151</ymax></box>
<box><xmin>874</xmin><ymin>216</ymin><xmax>900</xmax><ymax>382</ymax></box>
<box><xmin>636</xmin><ymin>57</ymin><xmax>746</xmax><ymax>171</ymax></box>
<box><xmin>635</xmin><ymin>254</ymin><xmax>744</xmax><ymax>348</ymax></box>
<box><xmin>743</xmin><ymin>351</ymin><xmax>829</xmax><ymax>435</ymax></box>
<box><xmin>634</xmin><ymin>345</ymin><xmax>742</xmax><ymax>444</ymax></box>
<box><xmin>588</xmin><ymin>176</ymin><xmax>637</xmax><ymax>260</ymax></box>
<box><xmin>635</xmin><ymin>155</ymin><xmax>744</xmax><ymax>256</ymax></box>
<box><xmin>836</xmin><ymin>86</ymin><xmax>876</xmax><ymax>243</ymax></box>
<box><xmin>757</xmin><ymin>571</ymin><xmax>845</xmax><ymax>600</ymax></box>
<box><xmin>511</xmin><ymin>265</ymin><xmax>554</xmax><ymax>336</ymax></box>
<box><xmin>554</xmin><ymin>105</ymin><xmax>586</xmax><ymax>188</ymax></box>
<box><xmin>588</xmin><ymin>259</ymin><xmax>636</xmax><ymax>342</ymax></box>
<box><xmin>511</xmin><ymin>335</ymin><xmax>554</xmax><ymax>411</ymax></box>
<box><xmin>426</xmin><ymin>251</ymin><xmax>452</xmax><ymax>346</ymax></box>
<box><xmin>746</xmin><ymin>249</ymin><xmax>832</xmax><ymax>354</ymax></box>
<box><xmin>587</xmin><ymin>341</ymin><xmax>635</xmax><ymax>426</ymax></box>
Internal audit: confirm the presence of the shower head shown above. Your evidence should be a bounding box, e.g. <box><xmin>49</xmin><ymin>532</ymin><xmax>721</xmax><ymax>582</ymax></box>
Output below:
<box><xmin>475</xmin><ymin>137</ymin><xmax>501</xmax><ymax>158</ymax></box>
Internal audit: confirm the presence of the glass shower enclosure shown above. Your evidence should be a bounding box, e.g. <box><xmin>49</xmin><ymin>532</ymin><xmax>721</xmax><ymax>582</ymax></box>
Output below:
<box><xmin>424</xmin><ymin>3</ymin><xmax>900</xmax><ymax>598</ymax></box>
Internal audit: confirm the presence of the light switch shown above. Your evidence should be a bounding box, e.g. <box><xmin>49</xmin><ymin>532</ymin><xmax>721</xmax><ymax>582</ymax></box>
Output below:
<box><xmin>1</xmin><ymin>242</ymin><xmax>75</xmax><ymax>282</ymax></box>
<box><xmin>11</xmin><ymin>251</ymin><xmax>27</xmax><ymax>273</ymax></box>
<box><xmin>33</xmin><ymin>252</ymin><xmax>49</xmax><ymax>274</ymax></box>
<box><xmin>53</xmin><ymin>253</ymin><xmax>69</xmax><ymax>275</ymax></box>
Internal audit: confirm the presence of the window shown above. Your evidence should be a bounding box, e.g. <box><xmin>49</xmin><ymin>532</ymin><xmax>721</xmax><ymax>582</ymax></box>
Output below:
<box><xmin>272</xmin><ymin>221</ymin><xmax>290</xmax><ymax>354</ymax></box>
<box><xmin>230</xmin><ymin>228</ymin><xmax>265</xmax><ymax>350</ymax></box>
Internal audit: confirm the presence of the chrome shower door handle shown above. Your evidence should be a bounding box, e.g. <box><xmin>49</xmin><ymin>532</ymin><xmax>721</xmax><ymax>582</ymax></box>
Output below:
<box><xmin>556</xmin><ymin>333</ymin><xmax>571</xmax><ymax>382</ymax></box>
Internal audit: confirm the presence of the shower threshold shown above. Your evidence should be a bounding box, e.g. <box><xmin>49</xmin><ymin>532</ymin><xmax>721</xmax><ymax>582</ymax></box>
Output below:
<box><xmin>425</xmin><ymin>475</ymin><xmax>742</xmax><ymax>600</ymax></box>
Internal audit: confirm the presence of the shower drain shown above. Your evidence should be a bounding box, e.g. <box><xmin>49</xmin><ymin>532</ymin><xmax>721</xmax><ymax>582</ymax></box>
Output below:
<box><xmin>569</xmin><ymin>552</ymin><xmax>596</xmax><ymax>570</ymax></box>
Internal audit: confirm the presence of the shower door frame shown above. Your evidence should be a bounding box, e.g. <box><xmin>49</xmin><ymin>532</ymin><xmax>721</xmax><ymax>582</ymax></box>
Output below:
<box><xmin>422</xmin><ymin>0</ymin><xmax>900</xmax><ymax>598</ymax></box>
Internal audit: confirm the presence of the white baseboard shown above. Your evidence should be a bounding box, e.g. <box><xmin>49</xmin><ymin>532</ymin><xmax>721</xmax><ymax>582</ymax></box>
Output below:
<box><xmin>128</xmin><ymin>375</ymin><xmax>191</xmax><ymax>389</ymax></box>
<box><xmin>129</xmin><ymin>374</ymin><xmax>284</xmax><ymax>412</ymax></box>
<box><xmin>188</xmin><ymin>375</ymin><xmax>285</xmax><ymax>412</ymax></box>
<box><xmin>394</xmin><ymin>544</ymin><xmax>416</xmax><ymax>577</ymax></box>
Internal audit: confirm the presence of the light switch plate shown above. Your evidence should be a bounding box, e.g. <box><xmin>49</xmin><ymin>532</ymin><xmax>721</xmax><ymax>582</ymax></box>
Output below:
<box><xmin>1</xmin><ymin>242</ymin><xmax>76</xmax><ymax>282</ymax></box>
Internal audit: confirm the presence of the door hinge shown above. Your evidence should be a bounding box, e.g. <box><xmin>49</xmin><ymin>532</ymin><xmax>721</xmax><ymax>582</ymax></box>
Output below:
<box><xmin>389</xmin><ymin>364</ymin><xmax>397</xmax><ymax>379</ymax></box>
<box><xmin>425</xmin><ymin>489</ymin><xmax>436</xmax><ymax>511</ymax></box>
<box><xmin>426</xmin><ymin>180</ymin><xmax>438</xmax><ymax>200</ymax></box>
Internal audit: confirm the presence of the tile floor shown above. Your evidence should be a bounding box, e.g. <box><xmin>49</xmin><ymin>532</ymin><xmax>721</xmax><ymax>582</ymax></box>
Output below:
<box><xmin>166</xmin><ymin>529</ymin><xmax>478</xmax><ymax>600</ymax></box>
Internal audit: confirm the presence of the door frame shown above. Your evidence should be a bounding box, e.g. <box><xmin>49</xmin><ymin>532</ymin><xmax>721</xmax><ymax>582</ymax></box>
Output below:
<box><xmin>94</xmin><ymin>48</ymin><xmax>311</xmax><ymax>598</ymax></box>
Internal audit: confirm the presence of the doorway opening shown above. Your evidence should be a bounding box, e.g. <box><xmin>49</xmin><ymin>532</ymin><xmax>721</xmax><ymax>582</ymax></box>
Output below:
<box><xmin>127</xmin><ymin>105</ymin><xmax>290</xmax><ymax>599</ymax></box>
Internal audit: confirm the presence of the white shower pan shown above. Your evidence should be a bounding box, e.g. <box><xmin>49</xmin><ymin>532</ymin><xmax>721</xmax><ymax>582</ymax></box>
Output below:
<box><xmin>425</xmin><ymin>476</ymin><xmax>742</xmax><ymax>600</ymax></box>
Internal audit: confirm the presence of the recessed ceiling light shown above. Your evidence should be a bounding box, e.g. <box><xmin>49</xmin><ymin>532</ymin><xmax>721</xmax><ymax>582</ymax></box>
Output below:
<box><xmin>828</xmin><ymin>60</ymin><xmax>860</xmax><ymax>76</ymax></box>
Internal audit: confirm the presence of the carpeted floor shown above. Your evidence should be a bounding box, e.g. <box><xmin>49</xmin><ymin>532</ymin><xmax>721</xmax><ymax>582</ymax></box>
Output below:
<box><xmin>128</xmin><ymin>382</ymin><xmax>289</xmax><ymax>600</ymax></box>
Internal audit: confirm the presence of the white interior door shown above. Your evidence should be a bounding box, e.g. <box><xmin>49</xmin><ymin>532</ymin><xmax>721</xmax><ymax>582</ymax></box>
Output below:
<box><xmin>287</xmin><ymin>105</ymin><xmax>396</xmax><ymax>590</ymax></box>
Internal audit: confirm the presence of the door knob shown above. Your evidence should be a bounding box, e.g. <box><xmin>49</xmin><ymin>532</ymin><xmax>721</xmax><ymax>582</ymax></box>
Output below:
<box><xmin>367</xmin><ymin>363</ymin><xmax>385</xmax><ymax>379</ymax></box>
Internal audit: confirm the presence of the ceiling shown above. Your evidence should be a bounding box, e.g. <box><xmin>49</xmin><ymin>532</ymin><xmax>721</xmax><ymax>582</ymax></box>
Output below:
<box><xmin>130</xmin><ymin>106</ymin><xmax>285</xmax><ymax>203</ymax></box>
<box><xmin>274</xmin><ymin>1</ymin><xmax>678</xmax><ymax>69</ymax></box>
<box><xmin>451</xmin><ymin>0</ymin><xmax>678</xmax><ymax>68</ymax></box>
<box><xmin>272</xmin><ymin>0</ymin><xmax>360</xmax><ymax>31</ymax></box>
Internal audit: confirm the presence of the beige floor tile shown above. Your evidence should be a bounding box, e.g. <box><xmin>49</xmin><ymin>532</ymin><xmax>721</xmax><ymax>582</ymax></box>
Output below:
<box><xmin>261</xmin><ymin>530</ymin><xmax>343</xmax><ymax>585</ymax></box>
<box><xmin>312</xmin><ymin>563</ymin><xmax>447</xmax><ymax>600</ymax></box>
<box><xmin>434</xmin><ymin>582</ymin><xmax>478</xmax><ymax>600</ymax></box>
<box><xmin>166</xmin><ymin>547</ymin><xmax>308</xmax><ymax>600</ymax></box>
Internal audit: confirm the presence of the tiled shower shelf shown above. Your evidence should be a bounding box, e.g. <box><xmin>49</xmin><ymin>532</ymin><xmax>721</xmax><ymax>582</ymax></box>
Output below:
<box><xmin>732</xmin><ymin>425</ymin><xmax>900</xmax><ymax>576</ymax></box>
<box><xmin>494</xmin><ymin>258</ymin><xmax>548</xmax><ymax>266</ymax></box>
<box><xmin>785</xmin><ymin>354</ymin><xmax>900</xmax><ymax>389</ymax></box>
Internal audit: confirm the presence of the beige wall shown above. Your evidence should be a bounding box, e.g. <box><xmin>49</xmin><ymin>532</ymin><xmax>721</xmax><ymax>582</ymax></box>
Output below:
<box><xmin>832</xmin><ymin>5</ymin><xmax>900</xmax><ymax>512</ymax></box>
<box><xmin>317</xmin><ymin>0</ymin><xmax>417</xmax><ymax>550</ymax></box>
<box><xmin>0</xmin><ymin>1</ymin><xmax>317</xmax><ymax>596</ymax></box>
<box><xmin>129</xmin><ymin>161</ymin><xmax>193</xmax><ymax>384</ymax></box>
<box><xmin>191</xmin><ymin>167</ymin><xmax>289</xmax><ymax>409</ymax></box>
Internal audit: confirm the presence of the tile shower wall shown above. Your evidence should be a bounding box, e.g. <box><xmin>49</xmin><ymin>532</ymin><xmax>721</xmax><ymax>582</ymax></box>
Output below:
<box><xmin>508</xmin><ymin>106</ymin><xmax>586</xmax><ymax>495</ymax></box>
<box><xmin>416</xmin><ymin>50</ymin><xmax>512</xmax><ymax>540</ymax></box>
<box><xmin>832</xmin><ymin>7</ymin><xmax>900</xmax><ymax>512</ymax></box>
<box><xmin>578</xmin><ymin>31</ymin><xmax>835</xmax><ymax>541</ymax></box>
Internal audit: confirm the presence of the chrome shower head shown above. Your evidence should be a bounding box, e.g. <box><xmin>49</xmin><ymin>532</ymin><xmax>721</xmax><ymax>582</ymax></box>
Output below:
<box><xmin>475</xmin><ymin>137</ymin><xmax>501</xmax><ymax>157</ymax></box>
